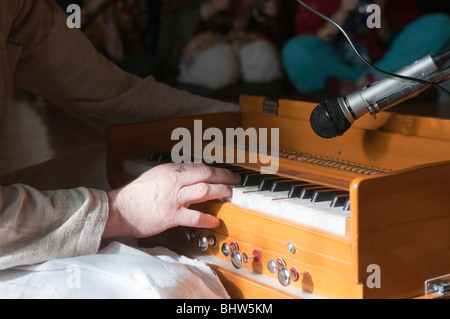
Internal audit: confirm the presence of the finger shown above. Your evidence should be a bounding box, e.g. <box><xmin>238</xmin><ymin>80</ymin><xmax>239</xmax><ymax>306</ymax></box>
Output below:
<box><xmin>179</xmin><ymin>163</ymin><xmax>241</xmax><ymax>186</ymax></box>
<box><xmin>174</xmin><ymin>162</ymin><xmax>206</xmax><ymax>171</ymax></box>
<box><xmin>179</xmin><ymin>183</ymin><xmax>233</xmax><ymax>205</ymax></box>
<box><xmin>175</xmin><ymin>207</ymin><xmax>221</xmax><ymax>229</ymax></box>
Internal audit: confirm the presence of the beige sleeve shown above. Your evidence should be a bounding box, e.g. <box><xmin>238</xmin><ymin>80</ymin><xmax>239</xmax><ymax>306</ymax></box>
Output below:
<box><xmin>0</xmin><ymin>185</ymin><xmax>109</xmax><ymax>270</ymax></box>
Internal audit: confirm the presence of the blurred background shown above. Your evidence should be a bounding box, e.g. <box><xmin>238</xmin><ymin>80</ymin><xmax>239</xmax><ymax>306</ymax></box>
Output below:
<box><xmin>1</xmin><ymin>0</ymin><xmax>449</xmax><ymax>175</ymax></box>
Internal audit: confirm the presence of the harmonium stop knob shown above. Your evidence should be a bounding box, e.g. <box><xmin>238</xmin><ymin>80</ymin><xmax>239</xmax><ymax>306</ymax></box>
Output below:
<box><xmin>279</xmin><ymin>266</ymin><xmax>309</xmax><ymax>287</ymax></box>
<box><xmin>278</xmin><ymin>267</ymin><xmax>299</xmax><ymax>287</ymax></box>
<box><xmin>231</xmin><ymin>249</ymin><xmax>262</xmax><ymax>269</ymax></box>
<box><xmin>197</xmin><ymin>233</ymin><xmax>218</xmax><ymax>251</ymax></box>
<box><xmin>268</xmin><ymin>258</ymin><xmax>307</xmax><ymax>287</ymax></box>
<box><xmin>221</xmin><ymin>241</ymin><xmax>239</xmax><ymax>257</ymax></box>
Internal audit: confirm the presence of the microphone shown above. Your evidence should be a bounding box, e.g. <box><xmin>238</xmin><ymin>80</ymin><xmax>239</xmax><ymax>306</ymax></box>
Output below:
<box><xmin>310</xmin><ymin>51</ymin><xmax>450</xmax><ymax>139</ymax></box>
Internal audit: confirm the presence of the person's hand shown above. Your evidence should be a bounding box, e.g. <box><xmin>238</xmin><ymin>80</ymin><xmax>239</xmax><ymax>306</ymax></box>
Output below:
<box><xmin>102</xmin><ymin>163</ymin><xmax>241</xmax><ymax>239</ymax></box>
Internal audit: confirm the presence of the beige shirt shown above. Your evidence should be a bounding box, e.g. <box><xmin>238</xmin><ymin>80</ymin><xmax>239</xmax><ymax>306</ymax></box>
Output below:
<box><xmin>0</xmin><ymin>0</ymin><xmax>238</xmax><ymax>270</ymax></box>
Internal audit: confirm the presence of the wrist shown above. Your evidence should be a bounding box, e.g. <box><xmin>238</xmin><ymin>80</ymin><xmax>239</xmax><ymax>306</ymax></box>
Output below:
<box><xmin>102</xmin><ymin>189</ymin><xmax>128</xmax><ymax>238</ymax></box>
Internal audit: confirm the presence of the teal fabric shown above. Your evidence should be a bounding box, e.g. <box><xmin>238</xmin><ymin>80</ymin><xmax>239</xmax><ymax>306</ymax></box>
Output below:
<box><xmin>282</xmin><ymin>13</ymin><xmax>450</xmax><ymax>94</ymax></box>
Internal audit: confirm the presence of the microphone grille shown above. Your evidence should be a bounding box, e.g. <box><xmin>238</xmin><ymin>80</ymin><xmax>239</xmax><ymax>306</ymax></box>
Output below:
<box><xmin>310</xmin><ymin>99</ymin><xmax>352</xmax><ymax>139</ymax></box>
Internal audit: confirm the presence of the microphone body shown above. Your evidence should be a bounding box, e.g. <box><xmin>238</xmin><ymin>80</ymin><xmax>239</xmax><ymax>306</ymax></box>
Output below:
<box><xmin>340</xmin><ymin>54</ymin><xmax>447</xmax><ymax>123</ymax></box>
<box><xmin>310</xmin><ymin>52</ymin><xmax>450</xmax><ymax>139</ymax></box>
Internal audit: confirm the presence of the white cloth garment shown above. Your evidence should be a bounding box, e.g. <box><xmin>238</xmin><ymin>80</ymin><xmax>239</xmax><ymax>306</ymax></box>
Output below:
<box><xmin>0</xmin><ymin>242</ymin><xmax>230</xmax><ymax>299</ymax></box>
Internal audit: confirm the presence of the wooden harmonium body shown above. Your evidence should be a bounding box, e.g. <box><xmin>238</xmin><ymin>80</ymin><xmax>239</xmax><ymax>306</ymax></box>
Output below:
<box><xmin>106</xmin><ymin>96</ymin><xmax>450</xmax><ymax>299</ymax></box>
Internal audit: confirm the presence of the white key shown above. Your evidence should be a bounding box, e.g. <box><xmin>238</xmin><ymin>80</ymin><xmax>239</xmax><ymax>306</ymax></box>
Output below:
<box><xmin>231</xmin><ymin>186</ymin><xmax>349</xmax><ymax>236</ymax></box>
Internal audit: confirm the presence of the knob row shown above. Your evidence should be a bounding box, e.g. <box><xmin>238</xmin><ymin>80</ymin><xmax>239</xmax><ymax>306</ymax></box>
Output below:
<box><xmin>194</xmin><ymin>231</ymin><xmax>308</xmax><ymax>288</ymax></box>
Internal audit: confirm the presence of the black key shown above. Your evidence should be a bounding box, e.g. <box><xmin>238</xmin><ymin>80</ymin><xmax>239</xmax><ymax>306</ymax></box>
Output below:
<box><xmin>226</xmin><ymin>165</ymin><xmax>251</xmax><ymax>171</ymax></box>
<box><xmin>343</xmin><ymin>198</ymin><xmax>351</xmax><ymax>211</ymax></box>
<box><xmin>217</xmin><ymin>165</ymin><xmax>240</xmax><ymax>171</ymax></box>
<box><xmin>330</xmin><ymin>194</ymin><xmax>350</xmax><ymax>208</ymax></box>
<box><xmin>270</xmin><ymin>179</ymin><xmax>307</xmax><ymax>193</ymax></box>
<box><xmin>213</xmin><ymin>164</ymin><xmax>250</xmax><ymax>173</ymax></box>
<box><xmin>288</xmin><ymin>183</ymin><xmax>313</xmax><ymax>198</ymax></box>
<box><xmin>147</xmin><ymin>152</ymin><xmax>161</xmax><ymax>162</ymax></box>
<box><xmin>212</xmin><ymin>165</ymin><xmax>255</xmax><ymax>179</ymax></box>
<box><xmin>258</xmin><ymin>176</ymin><xmax>285</xmax><ymax>191</ymax></box>
<box><xmin>299</xmin><ymin>186</ymin><xmax>326</xmax><ymax>199</ymax></box>
<box><xmin>242</xmin><ymin>173</ymin><xmax>277</xmax><ymax>187</ymax></box>
<box><xmin>311</xmin><ymin>189</ymin><xmax>348</xmax><ymax>202</ymax></box>
<box><xmin>206</xmin><ymin>165</ymin><xmax>255</xmax><ymax>185</ymax></box>
<box><xmin>228</xmin><ymin>166</ymin><xmax>255</xmax><ymax>173</ymax></box>
<box><xmin>148</xmin><ymin>152</ymin><xmax>173</xmax><ymax>164</ymax></box>
<box><xmin>235</xmin><ymin>170</ymin><xmax>257</xmax><ymax>179</ymax></box>
<box><xmin>208</xmin><ymin>163</ymin><xmax>230</xmax><ymax>168</ymax></box>
<box><xmin>156</xmin><ymin>153</ymin><xmax>173</xmax><ymax>164</ymax></box>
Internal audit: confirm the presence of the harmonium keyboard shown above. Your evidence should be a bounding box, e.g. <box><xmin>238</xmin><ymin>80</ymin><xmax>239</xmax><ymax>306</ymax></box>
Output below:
<box><xmin>106</xmin><ymin>96</ymin><xmax>450</xmax><ymax>299</ymax></box>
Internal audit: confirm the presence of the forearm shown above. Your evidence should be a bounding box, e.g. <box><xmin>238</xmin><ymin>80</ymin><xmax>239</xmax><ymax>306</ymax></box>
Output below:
<box><xmin>0</xmin><ymin>185</ymin><xmax>108</xmax><ymax>270</ymax></box>
<box><xmin>48</xmin><ymin>76</ymin><xmax>239</xmax><ymax>131</ymax></box>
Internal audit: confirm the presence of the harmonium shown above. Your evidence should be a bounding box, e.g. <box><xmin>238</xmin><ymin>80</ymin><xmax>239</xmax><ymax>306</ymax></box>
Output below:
<box><xmin>106</xmin><ymin>95</ymin><xmax>450</xmax><ymax>299</ymax></box>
